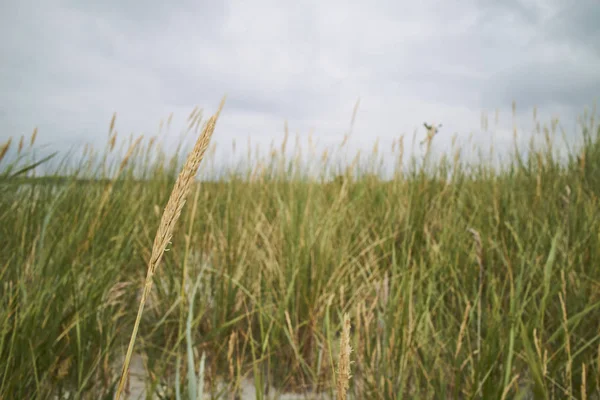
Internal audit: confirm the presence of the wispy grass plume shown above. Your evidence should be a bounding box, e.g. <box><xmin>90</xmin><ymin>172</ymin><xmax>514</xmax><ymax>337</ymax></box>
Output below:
<box><xmin>115</xmin><ymin>97</ymin><xmax>226</xmax><ymax>399</ymax></box>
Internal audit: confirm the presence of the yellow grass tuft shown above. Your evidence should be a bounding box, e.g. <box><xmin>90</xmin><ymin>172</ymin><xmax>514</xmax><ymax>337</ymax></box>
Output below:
<box><xmin>115</xmin><ymin>97</ymin><xmax>226</xmax><ymax>400</ymax></box>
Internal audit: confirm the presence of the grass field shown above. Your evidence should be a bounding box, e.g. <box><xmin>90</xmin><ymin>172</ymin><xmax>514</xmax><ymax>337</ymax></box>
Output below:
<box><xmin>1</xmin><ymin>101</ymin><xmax>600</xmax><ymax>399</ymax></box>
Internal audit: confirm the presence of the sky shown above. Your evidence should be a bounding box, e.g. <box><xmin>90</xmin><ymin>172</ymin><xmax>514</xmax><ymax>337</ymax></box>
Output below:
<box><xmin>1</xmin><ymin>0</ymin><xmax>599</xmax><ymax>176</ymax></box>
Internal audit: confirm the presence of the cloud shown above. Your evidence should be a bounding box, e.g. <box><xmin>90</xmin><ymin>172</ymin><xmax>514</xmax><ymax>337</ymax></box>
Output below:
<box><xmin>479</xmin><ymin>0</ymin><xmax>600</xmax><ymax>110</ymax></box>
<box><xmin>1</xmin><ymin>0</ymin><xmax>598</xmax><ymax>174</ymax></box>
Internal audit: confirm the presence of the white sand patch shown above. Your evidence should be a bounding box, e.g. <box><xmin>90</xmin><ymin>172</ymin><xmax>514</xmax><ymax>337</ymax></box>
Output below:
<box><xmin>119</xmin><ymin>354</ymin><xmax>332</xmax><ymax>400</ymax></box>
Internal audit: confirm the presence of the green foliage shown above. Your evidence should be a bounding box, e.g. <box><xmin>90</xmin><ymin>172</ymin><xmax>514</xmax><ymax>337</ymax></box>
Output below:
<box><xmin>1</xmin><ymin>106</ymin><xmax>600</xmax><ymax>399</ymax></box>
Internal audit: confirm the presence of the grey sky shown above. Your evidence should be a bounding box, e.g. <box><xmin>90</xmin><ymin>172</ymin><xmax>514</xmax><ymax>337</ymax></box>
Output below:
<box><xmin>1</xmin><ymin>0</ymin><xmax>598</xmax><ymax>173</ymax></box>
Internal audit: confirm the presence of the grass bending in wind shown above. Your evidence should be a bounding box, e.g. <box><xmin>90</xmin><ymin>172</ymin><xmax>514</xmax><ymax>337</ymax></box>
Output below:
<box><xmin>2</xmin><ymin>101</ymin><xmax>600</xmax><ymax>399</ymax></box>
<box><xmin>115</xmin><ymin>97</ymin><xmax>226</xmax><ymax>399</ymax></box>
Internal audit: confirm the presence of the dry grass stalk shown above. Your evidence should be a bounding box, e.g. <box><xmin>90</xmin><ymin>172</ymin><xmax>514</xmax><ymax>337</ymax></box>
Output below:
<box><xmin>109</xmin><ymin>133</ymin><xmax>118</xmax><ymax>153</ymax></box>
<box><xmin>468</xmin><ymin>227</ymin><xmax>485</xmax><ymax>363</ymax></box>
<box><xmin>227</xmin><ymin>331</ymin><xmax>238</xmax><ymax>397</ymax></box>
<box><xmin>147</xmin><ymin>136</ymin><xmax>157</xmax><ymax>156</ymax></box>
<box><xmin>559</xmin><ymin>290</ymin><xmax>572</xmax><ymax>397</ymax></box>
<box><xmin>336</xmin><ymin>313</ymin><xmax>353</xmax><ymax>400</ymax></box>
<box><xmin>455</xmin><ymin>301</ymin><xmax>471</xmax><ymax>360</ymax></box>
<box><xmin>581</xmin><ymin>363</ymin><xmax>587</xmax><ymax>400</ymax></box>
<box><xmin>350</xmin><ymin>98</ymin><xmax>360</xmax><ymax>135</ymax></box>
<box><xmin>282</xmin><ymin>123</ymin><xmax>289</xmax><ymax>153</ymax></box>
<box><xmin>30</xmin><ymin>127</ymin><xmax>37</xmax><ymax>147</ymax></box>
<box><xmin>0</xmin><ymin>137</ymin><xmax>11</xmax><ymax>164</ymax></box>
<box><xmin>500</xmin><ymin>374</ymin><xmax>520</xmax><ymax>400</ymax></box>
<box><xmin>533</xmin><ymin>329</ymin><xmax>548</xmax><ymax>377</ymax></box>
<box><xmin>117</xmin><ymin>135</ymin><xmax>143</xmax><ymax>175</ymax></box>
<box><xmin>109</xmin><ymin>112</ymin><xmax>117</xmax><ymax>134</ymax></box>
<box><xmin>115</xmin><ymin>97</ymin><xmax>226</xmax><ymax>400</ymax></box>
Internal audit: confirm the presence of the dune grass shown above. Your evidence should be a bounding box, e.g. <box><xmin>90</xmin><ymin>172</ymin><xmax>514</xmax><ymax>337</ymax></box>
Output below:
<box><xmin>1</xmin><ymin>101</ymin><xmax>600</xmax><ymax>399</ymax></box>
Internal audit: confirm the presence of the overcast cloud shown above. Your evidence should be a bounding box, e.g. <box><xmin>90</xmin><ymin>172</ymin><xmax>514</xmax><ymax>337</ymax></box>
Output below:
<box><xmin>1</xmin><ymin>0</ymin><xmax>599</xmax><ymax>174</ymax></box>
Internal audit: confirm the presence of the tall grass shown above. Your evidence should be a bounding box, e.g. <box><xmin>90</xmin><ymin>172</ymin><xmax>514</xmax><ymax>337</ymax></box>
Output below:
<box><xmin>115</xmin><ymin>97</ymin><xmax>225</xmax><ymax>399</ymax></box>
<box><xmin>1</xmin><ymin>101</ymin><xmax>600</xmax><ymax>399</ymax></box>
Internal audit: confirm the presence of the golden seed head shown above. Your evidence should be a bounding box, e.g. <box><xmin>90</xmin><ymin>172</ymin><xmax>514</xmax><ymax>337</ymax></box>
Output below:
<box><xmin>0</xmin><ymin>137</ymin><xmax>12</xmax><ymax>163</ymax></box>
<box><xmin>30</xmin><ymin>127</ymin><xmax>38</xmax><ymax>147</ymax></box>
